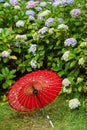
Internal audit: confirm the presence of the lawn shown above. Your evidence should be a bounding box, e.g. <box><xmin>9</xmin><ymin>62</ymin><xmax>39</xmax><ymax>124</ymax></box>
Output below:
<box><xmin>0</xmin><ymin>95</ymin><xmax>87</xmax><ymax>130</ymax></box>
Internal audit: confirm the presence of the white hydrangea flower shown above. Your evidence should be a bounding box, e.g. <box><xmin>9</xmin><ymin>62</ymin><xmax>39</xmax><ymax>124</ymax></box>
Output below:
<box><xmin>35</xmin><ymin>7</ymin><xmax>42</xmax><ymax>11</ymax></box>
<box><xmin>62</xmin><ymin>78</ymin><xmax>71</xmax><ymax>87</ymax></box>
<box><xmin>15</xmin><ymin>34</ymin><xmax>27</xmax><ymax>40</ymax></box>
<box><xmin>39</xmin><ymin>10</ymin><xmax>51</xmax><ymax>17</ymax></box>
<box><xmin>10</xmin><ymin>0</ymin><xmax>18</xmax><ymax>6</ymax></box>
<box><xmin>14</xmin><ymin>5</ymin><xmax>20</xmax><ymax>10</ymax></box>
<box><xmin>16</xmin><ymin>20</ymin><xmax>25</xmax><ymax>27</ymax></box>
<box><xmin>29</xmin><ymin>44</ymin><xmax>37</xmax><ymax>55</ymax></box>
<box><xmin>20</xmin><ymin>35</ymin><xmax>27</xmax><ymax>40</ymax></box>
<box><xmin>38</xmin><ymin>27</ymin><xmax>48</xmax><ymax>35</ymax></box>
<box><xmin>58</xmin><ymin>24</ymin><xmax>69</xmax><ymax>30</ymax></box>
<box><xmin>0</xmin><ymin>28</ymin><xmax>3</xmax><ymax>33</ymax></box>
<box><xmin>40</xmin><ymin>2</ymin><xmax>47</xmax><ymax>7</ymax></box>
<box><xmin>3</xmin><ymin>2</ymin><xmax>10</xmax><ymax>7</ymax></box>
<box><xmin>69</xmin><ymin>98</ymin><xmax>81</xmax><ymax>109</ymax></box>
<box><xmin>30</xmin><ymin>60</ymin><xmax>37</xmax><ymax>69</ymax></box>
<box><xmin>62</xmin><ymin>51</ymin><xmax>70</xmax><ymax>62</ymax></box>
<box><xmin>78</xmin><ymin>58</ymin><xmax>85</xmax><ymax>65</ymax></box>
<box><xmin>48</xmin><ymin>28</ymin><xmax>54</xmax><ymax>34</ymax></box>
<box><xmin>1</xmin><ymin>51</ymin><xmax>10</xmax><ymax>58</ymax></box>
<box><xmin>63</xmin><ymin>87</ymin><xmax>72</xmax><ymax>94</ymax></box>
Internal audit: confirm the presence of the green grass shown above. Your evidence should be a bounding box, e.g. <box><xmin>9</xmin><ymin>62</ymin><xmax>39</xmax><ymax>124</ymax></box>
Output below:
<box><xmin>0</xmin><ymin>96</ymin><xmax>87</xmax><ymax>130</ymax></box>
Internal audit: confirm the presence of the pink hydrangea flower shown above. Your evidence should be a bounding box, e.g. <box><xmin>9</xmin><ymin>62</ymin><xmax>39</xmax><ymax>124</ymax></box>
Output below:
<box><xmin>26</xmin><ymin>1</ymin><xmax>37</xmax><ymax>9</ymax></box>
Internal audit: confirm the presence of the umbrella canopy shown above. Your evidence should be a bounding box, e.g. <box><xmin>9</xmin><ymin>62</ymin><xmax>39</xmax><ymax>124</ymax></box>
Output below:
<box><xmin>8</xmin><ymin>70</ymin><xmax>62</xmax><ymax>112</ymax></box>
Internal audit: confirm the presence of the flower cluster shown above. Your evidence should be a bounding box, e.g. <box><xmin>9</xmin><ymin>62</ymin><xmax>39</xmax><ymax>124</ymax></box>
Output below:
<box><xmin>38</xmin><ymin>27</ymin><xmax>48</xmax><ymax>38</ymax></box>
<box><xmin>58</xmin><ymin>18</ymin><xmax>64</xmax><ymax>23</ymax></box>
<box><xmin>1</xmin><ymin>51</ymin><xmax>10</xmax><ymax>58</ymax></box>
<box><xmin>9</xmin><ymin>0</ymin><xmax>18</xmax><ymax>6</ymax></box>
<box><xmin>26</xmin><ymin>1</ymin><xmax>36</xmax><ymax>9</ymax></box>
<box><xmin>69</xmin><ymin>98</ymin><xmax>81</xmax><ymax>109</ymax></box>
<box><xmin>40</xmin><ymin>2</ymin><xmax>47</xmax><ymax>7</ymax></box>
<box><xmin>26</xmin><ymin>10</ymin><xmax>35</xmax><ymax>16</ymax></box>
<box><xmin>78</xmin><ymin>58</ymin><xmax>85</xmax><ymax>65</ymax></box>
<box><xmin>62</xmin><ymin>51</ymin><xmax>70</xmax><ymax>62</ymax></box>
<box><xmin>16</xmin><ymin>20</ymin><xmax>25</xmax><ymax>27</ymax></box>
<box><xmin>45</xmin><ymin>18</ymin><xmax>54</xmax><ymax>27</ymax></box>
<box><xmin>58</xmin><ymin>24</ymin><xmax>68</xmax><ymax>30</ymax></box>
<box><xmin>30</xmin><ymin>60</ymin><xmax>37</xmax><ymax>69</ymax></box>
<box><xmin>70</xmin><ymin>9</ymin><xmax>81</xmax><ymax>18</ymax></box>
<box><xmin>29</xmin><ymin>44</ymin><xmax>37</xmax><ymax>55</ymax></box>
<box><xmin>64</xmin><ymin>38</ymin><xmax>77</xmax><ymax>47</ymax></box>
<box><xmin>62</xmin><ymin>78</ymin><xmax>71</xmax><ymax>87</ymax></box>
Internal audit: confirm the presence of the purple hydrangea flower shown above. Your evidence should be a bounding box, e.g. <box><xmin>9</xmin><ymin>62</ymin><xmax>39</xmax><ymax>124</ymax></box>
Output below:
<box><xmin>26</xmin><ymin>10</ymin><xmax>35</xmax><ymax>16</ymax></box>
<box><xmin>70</xmin><ymin>9</ymin><xmax>81</xmax><ymax>18</ymax></box>
<box><xmin>45</xmin><ymin>18</ymin><xmax>54</xmax><ymax>27</ymax></box>
<box><xmin>58</xmin><ymin>18</ymin><xmax>64</xmax><ymax>23</ymax></box>
<box><xmin>62</xmin><ymin>0</ymin><xmax>74</xmax><ymax>6</ymax></box>
<box><xmin>64</xmin><ymin>38</ymin><xmax>77</xmax><ymax>47</ymax></box>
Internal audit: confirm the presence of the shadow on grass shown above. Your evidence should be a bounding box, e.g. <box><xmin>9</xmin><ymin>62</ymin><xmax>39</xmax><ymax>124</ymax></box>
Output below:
<box><xmin>0</xmin><ymin>95</ymin><xmax>87</xmax><ymax>130</ymax></box>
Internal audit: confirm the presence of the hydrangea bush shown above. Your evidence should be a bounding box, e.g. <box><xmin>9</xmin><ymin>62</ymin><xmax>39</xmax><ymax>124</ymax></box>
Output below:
<box><xmin>0</xmin><ymin>0</ymin><xmax>87</xmax><ymax>108</ymax></box>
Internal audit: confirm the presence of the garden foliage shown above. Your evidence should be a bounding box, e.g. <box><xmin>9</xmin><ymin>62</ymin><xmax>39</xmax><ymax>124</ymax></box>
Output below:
<box><xmin>0</xmin><ymin>0</ymin><xmax>87</xmax><ymax>104</ymax></box>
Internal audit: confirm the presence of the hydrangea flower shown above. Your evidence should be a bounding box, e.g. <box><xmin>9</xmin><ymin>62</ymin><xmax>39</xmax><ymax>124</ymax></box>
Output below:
<box><xmin>38</xmin><ymin>27</ymin><xmax>48</xmax><ymax>35</ymax></box>
<box><xmin>26</xmin><ymin>10</ymin><xmax>35</xmax><ymax>16</ymax></box>
<box><xmin>38</xmin><ymin>15</ymin><xmax>43</xmax><ymax>20</ymax></box>
<box><xmin>10</xmin><ymin>0</ymin><xmax>18</xmax><ymax>6</ymax></box>
<box><xmin>3</xmin><ymin>2</ymin><xmax>10</xmax><ymax>7</ymax></box>
<box><xmin>58</xmin><ymin>24</ymin><xmax>68</xmax><ymax>30</ymax></box>
<box><xmin>78</xmin><ymin>58</ymin><xmax>85</xmax><ymax>65</ymax></box>
<box><xmin>52</xmin><ymin>0</ymin><xmax>62</xmax><ymax>7</ymax></box>
<box><xmin>64</xmin><ymin>38</ymin><xmax>77</xmax><ymax>47</ymax></box>
<box><xmin>1</xmin><ymin>51</ymin><xmax>10</xmax><ymax>58</ymax></box>
<box><xmin>0</xmin><ymin>0</ymin><xmax>4</xmax><ymax>3</ymax></box>
<box><xmin>15</xmin><ymin>34</ymin><xmax>27</xmax><ymax>40</ymax></box>
<box><xmin>30</xmin><ymin>60</ymin><xmax>37</xmax><ymax>69</ymax></box>
<box><xmin>15</xmin><ymin>42</ymin><xmax>20</xmax><ymax>48</ymax></box>
<box><xmin>29</xmin><ymin>44</ymin><xmax>37</xmax><ymax>55</ymax></box>
<box><xmin>45</xmin><ymin>18</ymin><xmax>54</xmax><ymax>27</ymax></box>
<box><xmin>16</xmin><ymin>20</ymin><xmax>25</xmax><ymax>27</ymax></box>
<box><xmin>62</xmin><ymin>0</ymin><xmax>74</xmax><ymax>6</ymax></box>
<box><xmin>63</xmin><ymin>87</ymin><xmax>72</xmax><ymax>94</ymax></box>
<box><xmin>69</xmin><ymin>98</ymin><xmax>81</xmax><ymax>109</ymax></box>
<box><xmin>14</xmin><ymin>5</ymin><xmax>20</xmax><ymax>10</ymax></box>
<box><xmin>58</xmin><ymin>18</ymin><xmax>64</xmax><ymax>23</ymax></box>
<box><xmin>40</xmin><ymin>2</ymin><xmax>47</xmax><ymax>7</ymax></box>
<box><xmin>62</xmin><ymin>78</ymin><xmax>71</xmax><ymax>87</ymax></box>
<box><xmin>48</xmin><ymin>28</ymin><xmax>54</xmax><ymax>34</ymax></box>
<box><xmin>26</xmin><ymin>1</ymin><xmax>36</xmax><ymax>9</ymax></box>
<box><xmin>70</xmin><ymin>9</ymin><xmax>81</xmax><ymax>18</ymax></box>
<box><xmin>39</xmin><ymin>10</ymin><xmax>51</xmax><ymax>17</ymax></box>
<box><xmin>62</xmin><ymin>51</ymin><xmax>70</xmax><ymax>62</ymax></box>
<box><xmin>29</xmin><ymin>15</ymin><xmax>35</xmax><ymax>21</ymax></box>
<box><xmin>35</xmin><ymin>7</ymin><xmax>42</xmax><ymax>11</ymax></box>
<box><xmin>0</xmin><ymin>28</ymin><xmax>3</xmax><ymax>33</ymax></box>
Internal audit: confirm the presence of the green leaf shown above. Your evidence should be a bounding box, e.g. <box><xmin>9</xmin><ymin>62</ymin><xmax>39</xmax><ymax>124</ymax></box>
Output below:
<box><xmin>70</xmin><ymin>61</ymin><xmax>77</xmax><ymax>68</ymax></box>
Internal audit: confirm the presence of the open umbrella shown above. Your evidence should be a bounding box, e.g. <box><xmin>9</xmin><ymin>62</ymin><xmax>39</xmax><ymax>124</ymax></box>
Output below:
<box><xmin>8</xmin><ymin>70</ymin><xmax>62</xmax><ymax>127</ymax></box>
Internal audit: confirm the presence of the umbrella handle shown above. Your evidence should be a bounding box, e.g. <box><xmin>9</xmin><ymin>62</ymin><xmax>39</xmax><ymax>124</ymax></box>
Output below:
<box><xmin>36</xmin><ymin>94</ymin><xmax>54</xmax><ymax>128</ymax></box>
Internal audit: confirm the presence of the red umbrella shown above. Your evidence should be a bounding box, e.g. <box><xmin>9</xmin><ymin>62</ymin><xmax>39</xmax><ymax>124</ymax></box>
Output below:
<box><xmin>8</xmin><ymin>70</ymin><xmax>62</xmax><ymax>127</ymax></box>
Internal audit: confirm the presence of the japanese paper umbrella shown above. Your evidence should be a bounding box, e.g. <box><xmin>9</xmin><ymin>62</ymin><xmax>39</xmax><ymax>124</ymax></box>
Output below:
<box><xmin>8</xmin><ymin>70</ymin><xmax>62</xmax><ymax>127</ymax></box>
